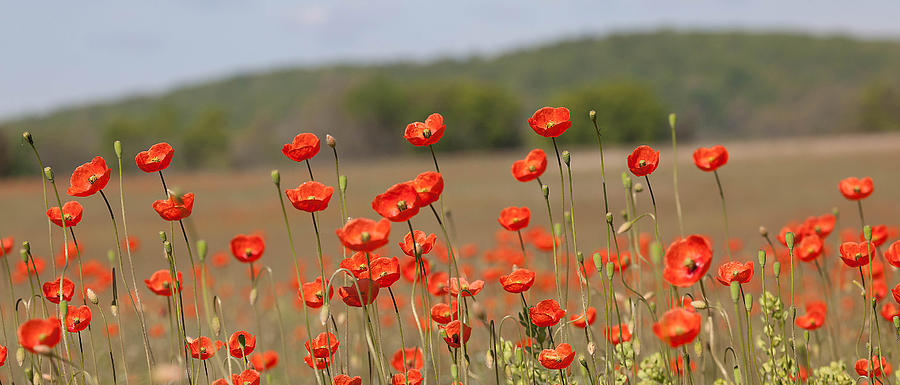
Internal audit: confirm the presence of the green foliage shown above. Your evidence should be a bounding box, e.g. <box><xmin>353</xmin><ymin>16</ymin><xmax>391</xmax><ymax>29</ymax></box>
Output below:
<box><xmin>636</xmin><ymin>352</ymin><xmax>672</xmax><ymax>385</ymax></box>
<box><xmin>810</xmin><ymin>361</ymin><xmax>853</xmax><ymax>385</ymax></box>
<box><xmin>857</xmin><ymin>81</ymin><xmax>900</xmax><ymax>132</ymax></box>
<box><xmin>181</xmin><ymin>108</ymin><xmax>228</xmax><ymax>168</ymax></box>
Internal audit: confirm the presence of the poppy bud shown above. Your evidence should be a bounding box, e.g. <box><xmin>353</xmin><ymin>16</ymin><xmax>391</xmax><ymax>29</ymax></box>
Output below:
<box><xmin>832</xmin><ymin>207</ymin><xmax>839</xmax><ymax>216</ymax></box>
<box><xmin>576</xmin><ymin>252</ymin><xmax>584</xmax><ymax>264</ymax></box>
<box><xmin>197</xmin><ymin>240</ymin><xmax>208</xmax><ymax>262</ymax></box>
<box><xmin>23</xmin><ymin>131</ymin><xmax>33</xmax><ymax>145</ymax></box>
<box><xmin>19</xmin><ymin>249</ymin><xmax>27</xmax><ymax>263</ymax></box>
<box><xmin>605</xmin><ymin>212</ymin><xmax>613</xmax><ymax>224</ymax></box>
<box><xmin>541</xmin><ymin>185</ymin><xmax>549</xmax><ymax>199</ymax></box>
<box><xmin>339</xmin><ymin>175</ymin><xmax>347</xmax><ymax>192</ymax></box>
<box><xmin>249</xmin><ymin>288</ymin><xmax>258</xmax><ymax>306</ymax></box>
<box><xmin>621</xmin><ymin>173</ymin><xmax>632</xmax><ymax>190</ymax></box>
<box><xmin>773</xmin><ymin>261</ymin><xmax>781</xmax><ymax>278</ymax></box>
<box><xmin>744</xmin><ymin>294</ymin><xmax>752</xmax><ymax>311</ymax></box>
<box><xmin>554</xmin><ymin>223</ymin><xmax>561</xmax><ymax>237</ymax></box>
<box><xmin>616</xmin><ymin>221</ymin><xmax>633</xmax><ymax>235</ymax></box>
<box><xmin>111</xmin><ymin>304</ymin><xmax>118</xmax><ymax>317</ymax></box>
<box><xmin>733</xmin><ymin>365</ymin><xmax>742</xmax><ymax>384</ymax></box>
<box><xmin>668</xmin><ymin>113</ymin><xmax>677</xmax><ymax>129</ymax></box>
<box><xmin>86</xmin><ymin>288</ymin><xmax>99</xmax><ymax>305</ymax></box>
<box><xmin>757</xmin><ymin>249</ymin><xmax>766</xmax><ymax>266</ymax></box>
<box><xmin>592</xmin><ymin>253</ymin><xmax>602</xmax><ymax>272</ymax></box>
<box><xmin>164</xmin><ymin>241</ymin><xmax>173</xmax><ymax>255</ymax></box>
<box><xmin>16</xmin><ymin>346</ymin><xmax>24</xmax><ymax>366</ymax></box>
<box><xmin>864</xmin><ymin>225</ymin><xmax>873</xmax><ymax>241</ymax></box>
<box><xmin>43</xmin><ymin>167</ymin><xmax>54</xmax><ymax>181</ymax></box>
<box><xmin>691</xmin><ymin>300</ymin><xmax>707</xmax><ymax>310</ymax></box>
<box><xmin>450</xmin><ymin>363</ymin><xmax>459</xmax><ymax>380</ymax></box>
<box><xmin>562</xmin><ymin>151</ymin><xmax>570</xmax><ymax>166</ymax></box>
<box><xmin>22</xmin><ymin>240</ymin><xmax>30</xmax><ymax>254</ymax></box>
<box><xmin>107</xmin><ymin>250</ymin><xmax>115</xmax><ymax>264</ymax></box>
<box><xmin>159</xmin><ymin>231</ymin><xmax>167</xmax><ymax>242</ymax></box>
<box><xmin>589</xmin><ymin>110</ymin><xmax>597</xmax><ymax>122</ymax></box>
<box><xmin>758</xmin><ymin>226</ymin><xmax>768</xmax><ymax>237</ymax></box>
<box><xmin>271</xmin><ymin>170</ymin><xmax>281</xmax><ymax>186</ymax></box>
<box><xmin>326</xmin><ymin>134</ymin><xmax>336</xmax><ymax>148</ymax></box>
<box><xmin>319</xmin><ymin>304</ymin><xmax>329</xmax><ymax>326</ymax></box>
<box><xmin>605</xmin><ymin>262</ymin><xmax>614</xmax><ymax>280</ymax></box>
<box><xmin>785</xmin><ymin>232</ymin><xmax>795</xmax><ymax>249</ymax></box>
<box><xmin>634</xmin><ymin>183</ymin><xmax>644</xmax><ymax>193</ymax></box>
<box><xmin>730</xmin><ymin>282</ymin><xmax>740</xmax><ymax>303</ymax></box>
<box><xmin>211</xmin><ymin>316</ymin><xmax>221</xmax><ymax>336</ymax></box>
<box><xmin>893</xmin><ymin>315</ymin><xmax>900</xmax><ymax>329</ymax></box>
<box><xmin>114</xmin><ymin>140</ymin><xmax>122</xmax><ymax>158</ymax></box>
<box><xmin>648</xmin><ymin>302</ymin><xmax>656</xmax><ymax>314</ymax></box>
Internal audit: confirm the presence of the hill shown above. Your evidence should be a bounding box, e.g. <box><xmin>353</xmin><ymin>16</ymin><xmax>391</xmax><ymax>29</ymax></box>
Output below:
<box><xmin>3</xmin><ymin>30</ymin><xmax>900</xmax><ymax>175</ymax></box>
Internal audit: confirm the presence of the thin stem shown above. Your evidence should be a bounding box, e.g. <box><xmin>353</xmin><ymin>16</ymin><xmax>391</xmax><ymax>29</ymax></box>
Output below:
<box><xmin>713</xmin><ymin>170</ymin><xmax>732</xmax><ymax>259</ymax></box>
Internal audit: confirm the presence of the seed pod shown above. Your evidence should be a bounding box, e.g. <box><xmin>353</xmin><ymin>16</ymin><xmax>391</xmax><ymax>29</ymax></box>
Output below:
<box><xmin>270</xmin><ymin>169</ymin><xmax>280</xmax><ymax>185</ymax></box>
<box><xmin>757</xmin><ymin>249</ymin><xmax>766</xmax><ymax>266</ymax></box>
<box><xmin>326</xmin><ymin>135</ymin><xmax>336</xmax><ymax>148</ymax></box>
<box><xmin>784</xmin><ymin>232</ymin><xmax>795</xmax><ymax>249</ymax></box>
<box><xmin>197</xmin><ymin>240</ymin><xmax>208</xmax><ymax>262</ymax></box>
<box><xmin>86</xmin><ymin>288</ymin><xmax>99</xmax><ymax>305</ymax></box>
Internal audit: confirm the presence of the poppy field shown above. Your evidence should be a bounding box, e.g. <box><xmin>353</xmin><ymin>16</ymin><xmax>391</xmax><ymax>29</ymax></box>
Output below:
<box><xmin>3</xmin><ymin>108</ymin><xmax>900</xmax><ymax>385</ymax></box>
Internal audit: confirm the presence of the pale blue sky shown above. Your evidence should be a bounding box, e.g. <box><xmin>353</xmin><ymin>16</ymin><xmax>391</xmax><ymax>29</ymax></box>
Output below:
<box><xmin>2</xmin><ymin>1</ymin><xmax>899</xmax><ymax>119</ymax></box>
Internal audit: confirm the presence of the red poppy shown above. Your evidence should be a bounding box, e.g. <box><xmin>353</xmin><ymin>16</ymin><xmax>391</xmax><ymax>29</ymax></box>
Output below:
<box><xmin>18</xmin><ymin>317</ymin><xmax>62</xmax><ymax>353</ymax></box>
<box><xmin>391</xmin><ymin>369</ymin><xmax>424</xmax><ymax>385</ymax></box>
<box><xmin>42</xmin><ymin>277</ymin><xmax>75</xmax><ymax>304</ymax></box>
<box><xmin>795</xmin><ymin>301</ymin><xmax>827</xmax><ymax>330</ymax></box>
<box><xmin>663</xmin><ymin>235</ymin><xmax>713</xmax><ymax>287</ymax></box>
<box><xmin>511</xmin><ymin>149</ymin><xmax>547</xmax><ymax>182</ymax></box>
<box><xmin>409</xmin><ymin>171</ymin><xmax>443</xmax><ymax>206</ymax></box>
<box><xmin>230</xmin><ymin>234</ymin><xmax>265</xmax><ymax>264</ymax></box>
<box><xmin>795</xmin><ymin>234</ymin><xmax>823</xmax><ymax>262</ymax></box>
<box><xmin>64</xmin><ymin>305</ymin><xmax>91</xmax><ymax>333</ymax></box>
<box><xmin>887</xmin><ymin>241</ymin><xmax>900</xmax><ymax>269</ymax></box>
<box><xmin>428</xmin><ymin>271</ymin><xmax>449</xmax><ymax>296</ymax></box>
<box><xmin>186</xmin><ymin>336</ymin><xmax>222</xmax><ymax>360</ymax></box>
<box><xmin>339</xmin><ymin>251</ymin><xmax>374</xmax><ymax>279</ymax></box>
<box><xmin>604</xmin><ymin>324</ymin><xmax>632</xmax><ymax>345</ymax></box>
<box><xmin>231</xmin><ymin>368</ymin><xmax>261</xmax><ymax>385</ymax></box>
<box><xmin>538</xmin><ymin>343</ymin><xmax>575</xmax><ymax>370</ymax></box>
<box><xmin>336</xmin><ymin>218</ymin><xmax>391</xmax><ymax>252</ymax></box>
<box><xmin>0</xmin><ymin>236</ymin><xmax>12</xmax><ymax>257</ymax></box>
<box><xmin>528</xmin><ymin>107</ymin><xmax>570</xmax><ymax>138</ymax></box>
<box><xmin>249</xmin><ymin>350</ymin><xmax>279</xmax><ymax>372</ymax></box>
<box><xmin>430</xmin><ymin>302</ymin><xmax>458</xmax><ymax>325</ymax></box>
<box><xmin>144</xmin><ymin>270</ymin><xmax>182</xmax><ymax>296</ymax></box>
<box><xmin>801</xmin><ymin>214</ymin><xmax>836</xmax><ymax>238</ymax></box>
<box><xmin>399</xmin><ymin>231</ymin><xmax>436</xmax><ymax>257</ymax></box>
<box><xmin>855</xmin><ymin>356</ymin><xmax>892</xmax><ymax>377</ymax></box>
<box><xmin>305</xmin><ymin>332</ymin><xmax>339</xmax><ymax>358</ymax></box>
<box><xmin>391</xmin><ymin>347</ymin><xmax>424</xmax><ymax>371</ymax></box>
<box><xmin>692</xmin><ymin>145</ymin><xmax>728</xmax><ymax>172</ymax></box>
<box><xmin>152</xmin><ymin>192</ymin><xmax>194</xmax><ymax>221</ymax></box>
<box><xmin>839</xmin><ymin>241</ymin><xmax>872</xmax><ymax>268</ymax></box>
<box><xmin>497</xmin><ymin>207</ymin><xmax>530</xmax><ymax>232</ymax></box>
<box><xmin>528</xmin><ymin>299</ymin><xmax>566</xmax><ymax>327</ymax></box>
<box><xmin>299</xmin><ymin>277</ymin><xmax>333</xmax><ymax>309</ymax></box>
<box><xmin>860</xmin><ymin>224</ymin><xmax>891</xmax><ymax>247</ymax></box>
<box><xmin>570</xmin><ymin>307</ymin><xmax>596</xmax><ymax>328</ymax></box>
<box><xmin>652</xmin><ymin>307</ymin><xmax>701</xmax><ymax>348</ymax></box>
<box><xmin>364</xmin><ymin>256</ymin><xmax>401</xmax><ymax>288</ymax></box>
<box><xmin>881</xmin><ymin>302</ymin><xmax>900</xmax><ymax>321</ymax></box>
<box><xmin>448</xmin><ymin>278</ymin><xmax>484</xmax><ymax>297</ymax></box>
<box><xmin>67</xmin><ymin>156</ymin><xmax>111</xmax><ymax>197</ymax></box>
<box><xmin>334</xmin><ymin>374</ymin><xmax>363</xmax><ymax>385</ymax></box>
<box><xmin>0</xmin><ymin>345</ymin><xmax>6</xmax><ymax>367</ymax></box>
<box><xmin>228</xmin><ymin>331</ymin><xmax>256</xmax><ymax>358</ymax></box>
<box><xmin>46</xmin><ymin>201</ymin><xmax>83</xmax><ymax>228</ymax></box>
<box><xmin>372</xmin><ymin>183</ymin><xmax>422</xmax><ymax>222</ymax></box>
<box><xmin>286</xmin><ymin>181</ymin><xmax>334</xmax><ymax>212</ymax></box>
<box><xmin>441</xmin><ymin>320</ymin><xmax>471</xmax><ymax>348</ymax></box>
<box><xmin>499</xmin><ymin>268</ymin><xmax>535</xmax><ymax>294</ymax></box>
<box><xmin>627</xmin><ymin>145</ymin><xmax>660</xmax><ymax>177</ymax></box>
<box><xmin>338</xmin><ymin>279</ymin><xmax>379</xmax><ymax>307</ymax></box>
<box><xmin>891</xmin><ymin>282</ymin><xmax>900</xmax><ymax>304</ymax></box>
<box><xmin>839</xmin><ymin>177</ymin><xmax>874</xmax><ymax>201</ymax></box>
<box><xmin>715</xmin><ymin>261</ymin><xmax>754</xmax><ymax>286</ymax></box>
<box><xmin>134</xmin><ymin>142</ymin><xmax>174</xmax><ymax>173</ymax></box>
<box><xmin>404</xmin><ymin>113</ymin><xmax>445</xmax><ymax>147</ymax></box>
<box><xmin>282</xmin><ymin>133</ymin><xmax>321</xmax><ymax>162</ymax></box>
<box><xmin>304</xmin><ymin>353</ymin><xmax>332</xmax><ymax>370</ymax></box>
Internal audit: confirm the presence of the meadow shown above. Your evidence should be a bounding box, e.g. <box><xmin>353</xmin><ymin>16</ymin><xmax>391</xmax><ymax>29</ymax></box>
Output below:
<box><xmin>2</xmin><ymin>111</ymin><xmax>900</xmax><ymax>385</ymax></box>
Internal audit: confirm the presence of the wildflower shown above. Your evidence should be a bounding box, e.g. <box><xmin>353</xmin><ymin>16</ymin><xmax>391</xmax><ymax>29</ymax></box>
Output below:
<box><xmin>334</xmin><ymin>374</ymin><xmax>362</xmax><ymax>385</ymax></box>
<box><xmin>372</xmin><ymin>183</ymin><xmax>422</xmax><ymax>222</ymax></box>
<box><xmin>46</xmin><ymin>201</ymin><xmax>83</xmax><ymax>228</ymax></box>
<box><xmin>627</xmin><ymin>145</ymin><xmax>660</xmax><ymax>177</ymax></box>
<box><xmin>539</xmin><ymin>343</ymin><xmax>575</xmax><ymax>369</ymax></box>
<box><xmin>441</xmin><ymin>320</ymin><xmax>471</xmax><ymax>348</ymax></box>
<box><xmin>231</xmin><ymin>368</ymin><xmax>261</xmax><ymax>385</ymax></box>
<box><xmin>499</xmin><ymin>268</ymin><xmax>535</xmax><ymax>294</ymax></box>
<box><xmin>338</xmin><ymin>279</ymin><xmax>379</xmax><ymax>307</ymax></box>
<box><xmin>336</xmin><ymin>218</ymin><xmax>391</xmax><ymax>252</ymax></box>
<box><xmin>65</xmin><ymin>305</ymin><xmax>92</xmax><ymax>333</ymax></box>
<box><xmin>152</xmin><ymin>192</ymin><xmax>194</xmax><ymax>221</ymax></box>
<box><xmin>855</xmin><ymin>356</ymin><xmax>892</xmax><ymax>377</ymax></box>
<box><xmin>298</xmin><ymin>277</ymin><xmax>332</xmax><ymax>309</ymax></box>
<box><xmin>230</xmin><ymin>234</ymin><xmax>265</xmax><ymax>264</ymax></box>
<box><xmin>67</xmin><ymin>156</ymin><xmax>111</xmax><ymax>197</ymax></box>
<box><xmin>228</xmin><ymin>331</ymin><xmax>256</xmax><ymax>358</ymax></box>
<box><xmin>404</xmin><ymin>113</ymin><xmax>445</xmax><ymax>147</ymax></box>
<box><xmin>498</xmin><ymin>206</ymin><xmax>530</xmax><ymax>232</ymax></box>
<box><xmin>282</xmin><ymin>133</ymin><xmax>320</xmax><ymax>162</ymax></box>
<box><xmin>18</xmin><ymin>318</ymin><xmax>62</xmax><ymax>353</ymax></box>
<box><xmin>391</xmin><ymin>347</ymin><xmax>424</xmax><ymax>371</ymax></box>
<box><xmin>795</xmin><ymin>301</ymin><xmax>827</xmax><ymax>330</ymax></box>
<box><xmin>42</xmin><ymin>277</ymin><xmax>75</xmax><ymax>304</ymax></box>
<box><xmin>570</xmin><ymin>307</ymin><xmax>596</xmax><ymax>328</ymax></box>
<box><xmin>528</xmin><ymin>107</ymin><xmax>570</xmax><ymax>138</ymax></box>
<box><xmin>652</xmin><ymin>307</ymin><xmax>701</xmax><ymax>348</ymax></box>
<box><xmin>409</xmin><ymin>171</ymin><xmax>443</xmax><ymax>206</ymax></box>
<box><xmin>399</xmin><ymin>231</ymin><xmax>436</xmax><ymax>257</ymax></box>
<box><xmin>144</xmin><ymin>270</ymin><xmax>182</xmax><ymax>296</ymax></box>
<box><xmin>305</xmin><ymin>332</ymin><xmax>339</xmax><ymax>359</ymax></box>
<box><xmin>134</xmin><ymin>142</ymin><xmax>174</xmax><ymax>173</ymax></box>
<box><xmin>839</xmin><ymin>177</ymin><xmax>873</xmax><ymax>200</ymax></box>
<box><xmin>249</xmin><ymin>350</ymin><xmax>279</xmax><ymax>372</ymax></box>
<box><xmin>692</xmin><ymin>145</ymin><xmax>728</xmax><ymax>172</ymax></box>
<box><xmin>286</xmin><ymin>181</ymin><xmax>334</xmax><ymax>212</ymax></box>
<box><xmin>365</xmin><ymin>256</ymin><xmax>401</xmax><ymax>288</ymax></box>
<box><xmin>448</xmin><ymin>277</ymin><xmax>484</xmax><ymax>297</ymax></box>
<box><xmin>795</xmin><ymin>234</ymin><xmax>823</xmax><ymax>262</ymax></box>
<box><xmin>528</xmin><ymin>299</ymin><xmax>566</xmax><ymax>327</ymax></box>
<box><xmin>391</xmin><ymin>369</ymin><xmax>424</xmax><ymax>385</ymax></box>
<box><xmin>511</xmin><ymin>149</ymin><xmax>547</xmax><ymax>182</ymax></box>
<box><xmin>839</xmin><ymin>241</ymin><xmax>872</xmax><ymax>268</ymax></box>
<box><xmin>186</xmin><ymin>336</ymin><xmax>222</xmax><ymax>360</ymax></box>
<box><xmin>715</xmin><ymin>261</ymin><xmax>754</xmax><ymax>286</ymax></box>
<box><xmin>430</xmin><ymin>302</ymin><xmax>458</xmax><ymax>324</ymax></box>
<box><xmin>604</xmin><ymin>323</ymin><xmax>632</xmax><ymax>345</ymax></box>
<box><xmin>663</xmin><ymin>235</ymin><xmax>713</xmax><ymax>287</ymax></box>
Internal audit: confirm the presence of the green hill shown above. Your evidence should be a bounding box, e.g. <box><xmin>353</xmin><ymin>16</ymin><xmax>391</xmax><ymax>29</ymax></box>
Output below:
<box><xmin>4</xmin><ymin>30</ymin><xmax>900</xmax><ymax>175</ymax></box>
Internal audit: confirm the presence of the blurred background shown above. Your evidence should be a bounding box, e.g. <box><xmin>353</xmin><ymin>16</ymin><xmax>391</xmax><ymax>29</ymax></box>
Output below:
<box><xmin>3</xmin><ymin>1</ymin><xmax>900</xmax><ymax>175</ymax></box>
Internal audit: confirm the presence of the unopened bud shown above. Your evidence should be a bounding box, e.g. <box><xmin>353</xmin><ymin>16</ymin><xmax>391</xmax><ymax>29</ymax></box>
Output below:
<box><xmin>773</xmin><ymin>261</ymin><xmax>781</xmax><ymax>278</ymax></box>
<box><xmin>86</xmin><ymin>288</ymin><xmax>99</xmax><ymax>305</ymax></box>
<box><xmin>211</xmin><ymin>316</ymin><xmax>221</xmax><ymax>336</ymax></box>
<box><xmin>785</xmin><ymin>232</ymin><xmax>795</xmax><ymax>249</ymax></box>
<box><xmin>621</xmin><ymin>173</ymin><xmax>632</xmax><ymax>190</ymax></box>
<box><xmin>758</xmin><ymin>226</ymin><xmax>768</xmax><ymax>237</ymax></box>
<box><xmin>757</xmin><ymin>249</ymin><xmax>766</xmax><ymax>266</ymax></box>
<box><xmin>197</xmin><ymin>240</ymin><xmax>208</xmax><ymax>262</ymax></box>
<box><xmin>16</xmin><ymin>346</ymin><xmax>25</xmax><ymax>366</ymax></box>
<box><xmin>650</xmin><ymin>242</ymin><xmax>663</xmax><ymax>265</ymax></box>
<box><xmin>19</xmin><ymin>249</ymin><xmax>27</xmax><ymax>263</ymax></box>
<box><xmin>326</xmin><ymin>134</ymin><xmax>336</xmax><ymax>148</ymax></box>
<box><xmin>592</xmin><ymin>253</ymin><xmax>602</xmax><ymax>272</ymax></box>
<box><xmin>114</xmin><ymin>140</ymin><xmax>122</xmax><ymax>158</ymax></box>
<box><xmin>541</xmin><ymin>185</ymin><xmax>549</xmax><ymax>198</ymax></box>
<box><xmin>562</xmin><ymin>151</ymin><xmax>570</xmax><ymax>166</ymax></box>
<box><xmin>730</xmin><ymin>282</ymin><xmax>740</xmax><ymax>303</ymax></box>
<box><xmin>634</xmin><ymin>183</ymin><xmax>644</xmax><ymax>193</ymax></box>
<box><xmin>668</xmin><ymin>113</ymin><xmax>676</xmax><ymax>129</ymax></box>
<box><xmin>832</xmin><ymin>207</ymin><xmax>839</xmax><ymax>216</ymax></box>
<box><xmin>164</xmin><ymin>241</ymin><xmax>173</xmax><ymax>255</ymax></box>
<box><xmin>110</xmin><ymin>304</ymin><xmax>118</xmax><ymax>317</ymax></box>
<box><xmin>249</xmin><ymin>288</ymin><xmax>258</xmax><ymax>306</ymax></box>
<box><xmin>605</xmin><ymin>212</ymin><xmax>613</xmax><ymax>224</ymax></box>
<box><xmin>691</xmin><ymin>300</ymin><xmax>707</xmax><ymax>310</ymax></box>
<box><xmin>271</xmin><ymin>169</ymin><xmax>280</xmax><ymax>185</ymax></box>
<box><xmin>339</xmin><ymin>175</ymin><xmax>348</xmax><ymax>192</ymax></box>
<box><xmin>893</xmin><ymin>315</ymin><xmax>900</xmax><ymax>329</ymax></box>
<box><xmin>744</xmin><ymin>293</ymin><xmax>752</xmax><ymax>311</ymax></box>
<box><xmin>22</xmin><ymin>131</ymin><xmax>33</xmax><ymax>145</ymax></box>
<box><xmin>589</xmin><ymin>110</ymin><xmax>597</xmax><ymax>122</ymax></box>
<box><xmin>864</xmin><ymin>225</ymin><xmax>872</xmax><ymax>241</ymax></box>
<box><xmin>605</xmin><ymin>262</ymin><xmax>614</xmax><ymax>281</ymax></box>
<box><xmin>159</xmin><ymin>231</ymin><xmax>167</xmax><ymax>242</ymax></box>
<box><xmin>22</xmin><ymin>241</ymin><xmax>30</xmax><ymax>254</ymax></box>
<box><xmin>43</xmin><ymin>167</ymin><xmax>54</xmax><ymax>181</ymax></box>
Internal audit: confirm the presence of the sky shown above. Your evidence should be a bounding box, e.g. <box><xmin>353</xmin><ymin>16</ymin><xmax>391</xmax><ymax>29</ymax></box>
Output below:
<box><xmin>2</xmin><ymin>1</ymin><xmax>900</xmax><ymax>120</ymax></box>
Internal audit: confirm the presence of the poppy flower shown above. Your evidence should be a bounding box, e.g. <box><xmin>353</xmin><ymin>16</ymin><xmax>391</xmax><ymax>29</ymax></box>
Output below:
<box><xmin>441</xmin><ymin>320</ymin><xmax>471</xmax><ymax>348</ymax></box>
<box><xmin>498</xmin><ymin>207</ymin><xmax>530</xmax><ymax>232</ymax></box>
<box><xmin>152</xmin><ymin>192</ymin><xmax>194</xmax><ymax>221</ymax></box>
<box><xmin>338</xmin><ymin>279</ymin><xmax>379</xmax><ymax>307</ymax></box>
<box><xmin>663</xmin><ymin>235</ymin><xmax>713</xmax><ymax>287</ymax></box>
<box><xmin>855</xmin><ymin>356</ymin><xmax>892</xmax><ymax>377</ymax></box>
<box><xmin>428</xmin><ymin>271</ymin><xmax>449</xmax><ymax>296</ymax></box>
<box><xmin>134</xmin><ymin>142</ymin><xmax>175</xmax><ymax>173</ymax></box>
<box><xmin>795</xmin><ymin>234</ymin><xmax>823</xmax><ymax>263</ymax></box>
<box><xmin>794</xmin><ymin>301</ymin><xmax>827</xmax><ymax>330</ymax></box>
<box><xmin>499</xmin><ymin>268</ymin><xmax>536</xmax><ymax>293</ymax></box>
<box><xmin>299</xmin><ymin>277</ymin><xmax>333</xmax><ymax>309</ymax></box>
<box><xmin>230</xmin><ymin>234</ymin><xmax>265</xmax><ymax>264</ymax></box>
<box><xmin>391</xmin><ymin>347</ymin><xmax>424</xmax><ymax>371</ymax></box>
<box><xmin>511</xmin><ymin>149</ymin><xmax>547</xmax><ymax>182</ymax></box>
<box><xmin>538</xmin><ymin>343</ymin><xmax>575</xmax><ymax>370</ymax></box>
<box><xmin>364</xmin><ymin>256</ymin><xmax>401</xmax><ymax>288</ymax></box>
<box><xmin>652</xmin><ymin>307</ymin><xmax>701</xmax><ymax>348</ymax></box>
<box><xmin>391</xmin><ymin>369</ymin><xmax>424</xmax><ymax>385</ymax></box>
<box><xmin>860</xmin><ymin>224</ymin><xmax>891</xmax><ymax>247</ymax></box>
<box><xmin>399</xmin><ymin>231</ymin><xmax>436</xmax><ymax>257</ymax></box>
<box><xmin>430</xmin><ymin>302</ymin><xmax>458</xmax><ymax>325</ymax></box>
<box><xmin>404</xmin><ymin>113</ymin><xmax>445</xmax><ymax>147</ymax></box>
<box><xmin>18</xmin><ymin>317</ymin><xmax>62</xmax><ymax>353</ymax></box>
<box><xmin>692</xmin><ymin>145</ymin><xmax>728</xmax><ymax>172</ymax></box>
<box><xmin>372</xmin><ymin>183</ymin><xmax>422</xmax><ymax>222</ymax></box>
<box><xmin>339</xmin><ymin>251</ymin><xmax>374</xmax><ymax>279</ymax></box>
<box><xmin>839</xmin><ymin>177</ymin><xmax>874</xmax><ymax>201</ymax></box>
<box><xmin>604</xmin><ymin>324</ymin><xmax>632</xmax><ymax>345</ymax></box>
<box><xmin>0</xmin><ymin>236</ymin><xmax>12</xmax><ymax>257</ymax></box>
<box><xmin>336</xmin><ymin>218</ymin><xmax>391</xmax><ymax>252</ymax></box>
<box><xmin>528</xmin><ymin>107</ymin><xmax>570</xmax><ymax>138</ymax></box>
<box><xmin>802</xmin><ymin>214</ymin><xmax>836</xmax><ymax>238</ymax></box>
<box><xmin>231</xmin><ymin>368</ymin><xmax>261</xmax><ymax>385</ymax></box>
<box><xmin>228</xmin><ymin>331</ymin><xmax>257</xmax><ymax>358</ymax></box>
<box><xmin>64</xmin><ymin>305</ymin><xmax>91</xmax><ymax>333</ymax></box>
<box><xmin>334</xmin><ymin>374</ymin><xmax>363</xmax><ymax>385</ymax></box>
<box><xmin>528</xmin><ymin>299</ymin><xmax>566</xmax><ymax>327</ymax></box>
<box><xmin>304</xmin><ymin>353</ymin><xmax>332</xmax><ymax>369</ymax></box>
<box><xmin>570</xmin><ymin>307</ymin><xmax>596</xmax><ymax>328</ymax></box>
<box><xmin>42</xmin><ymin>277</ymin><xmax>75</xmax><ymax>304</ymax></box>
<box><xmin>448</xmin><ymin>278</ymin><xmax>484</xmax><ymax>297</ymax></box>
<box><xmin>892</xmin><ymin>282</ymin><xmax>900</xmax><ymax>304</ymax></box>
<box><xmin>186</xmin><ymin>337</ymin><xmax>222</xmax><ymax>360</ymax></box>
<box><xmin>46</xmin><ymin>201</ymin><xmax>83</xmax><ymax>228</ymax></box>
<box><xmin>249</xmin><ymin>350</ymin><xmax>279</xmax><ymax>372</ymax></box>
<box><xmin>282</xmin><ymin>133</ymin><xmax>321</xmax><ymax>162</ymax></box>
<box><xmin>305</xmin><ymin>332</ymin><xmax>339</xmax><ymax>358</ymax></box>
<box><xmin>286</xmin><ymin>181</ymin><xmax>334</xmax><ymax>212</ymax></box>
<box><xmin>409</xmin><ymin>171</ymin><xmax>443</xmax><ymax>206</ymax></box>
<box><xmin>144</xmin><ymin>270</ymin><xmax>182</xmax><ymax>296</ymax></box>
<box><xmin>626</xmin><ymin>145</ymin><xmax>661</xmax><ymax>177</ymax></box>
<box><xmin>886</xmin><ymin>241</ymin><xmax>900</xmax><ymax>269</ymax></box>
<box><xmin>67</xmin><ymin>156</ymin><xmax>111</xmax><ymax>197</ymax></box>
<box><xmin>715</xmin><ymin>261</ymin><xmax>754</xmax><ymax>286</ymax></box>
<box><xmin>881</xmin><ymin>302</ymin><xmax>900</xmax><ymax>321</ymax></box>
<box><xmin>839</xmin><ymin>241</ymin><xmax>872</xmax><ymax>268</ymax></box>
